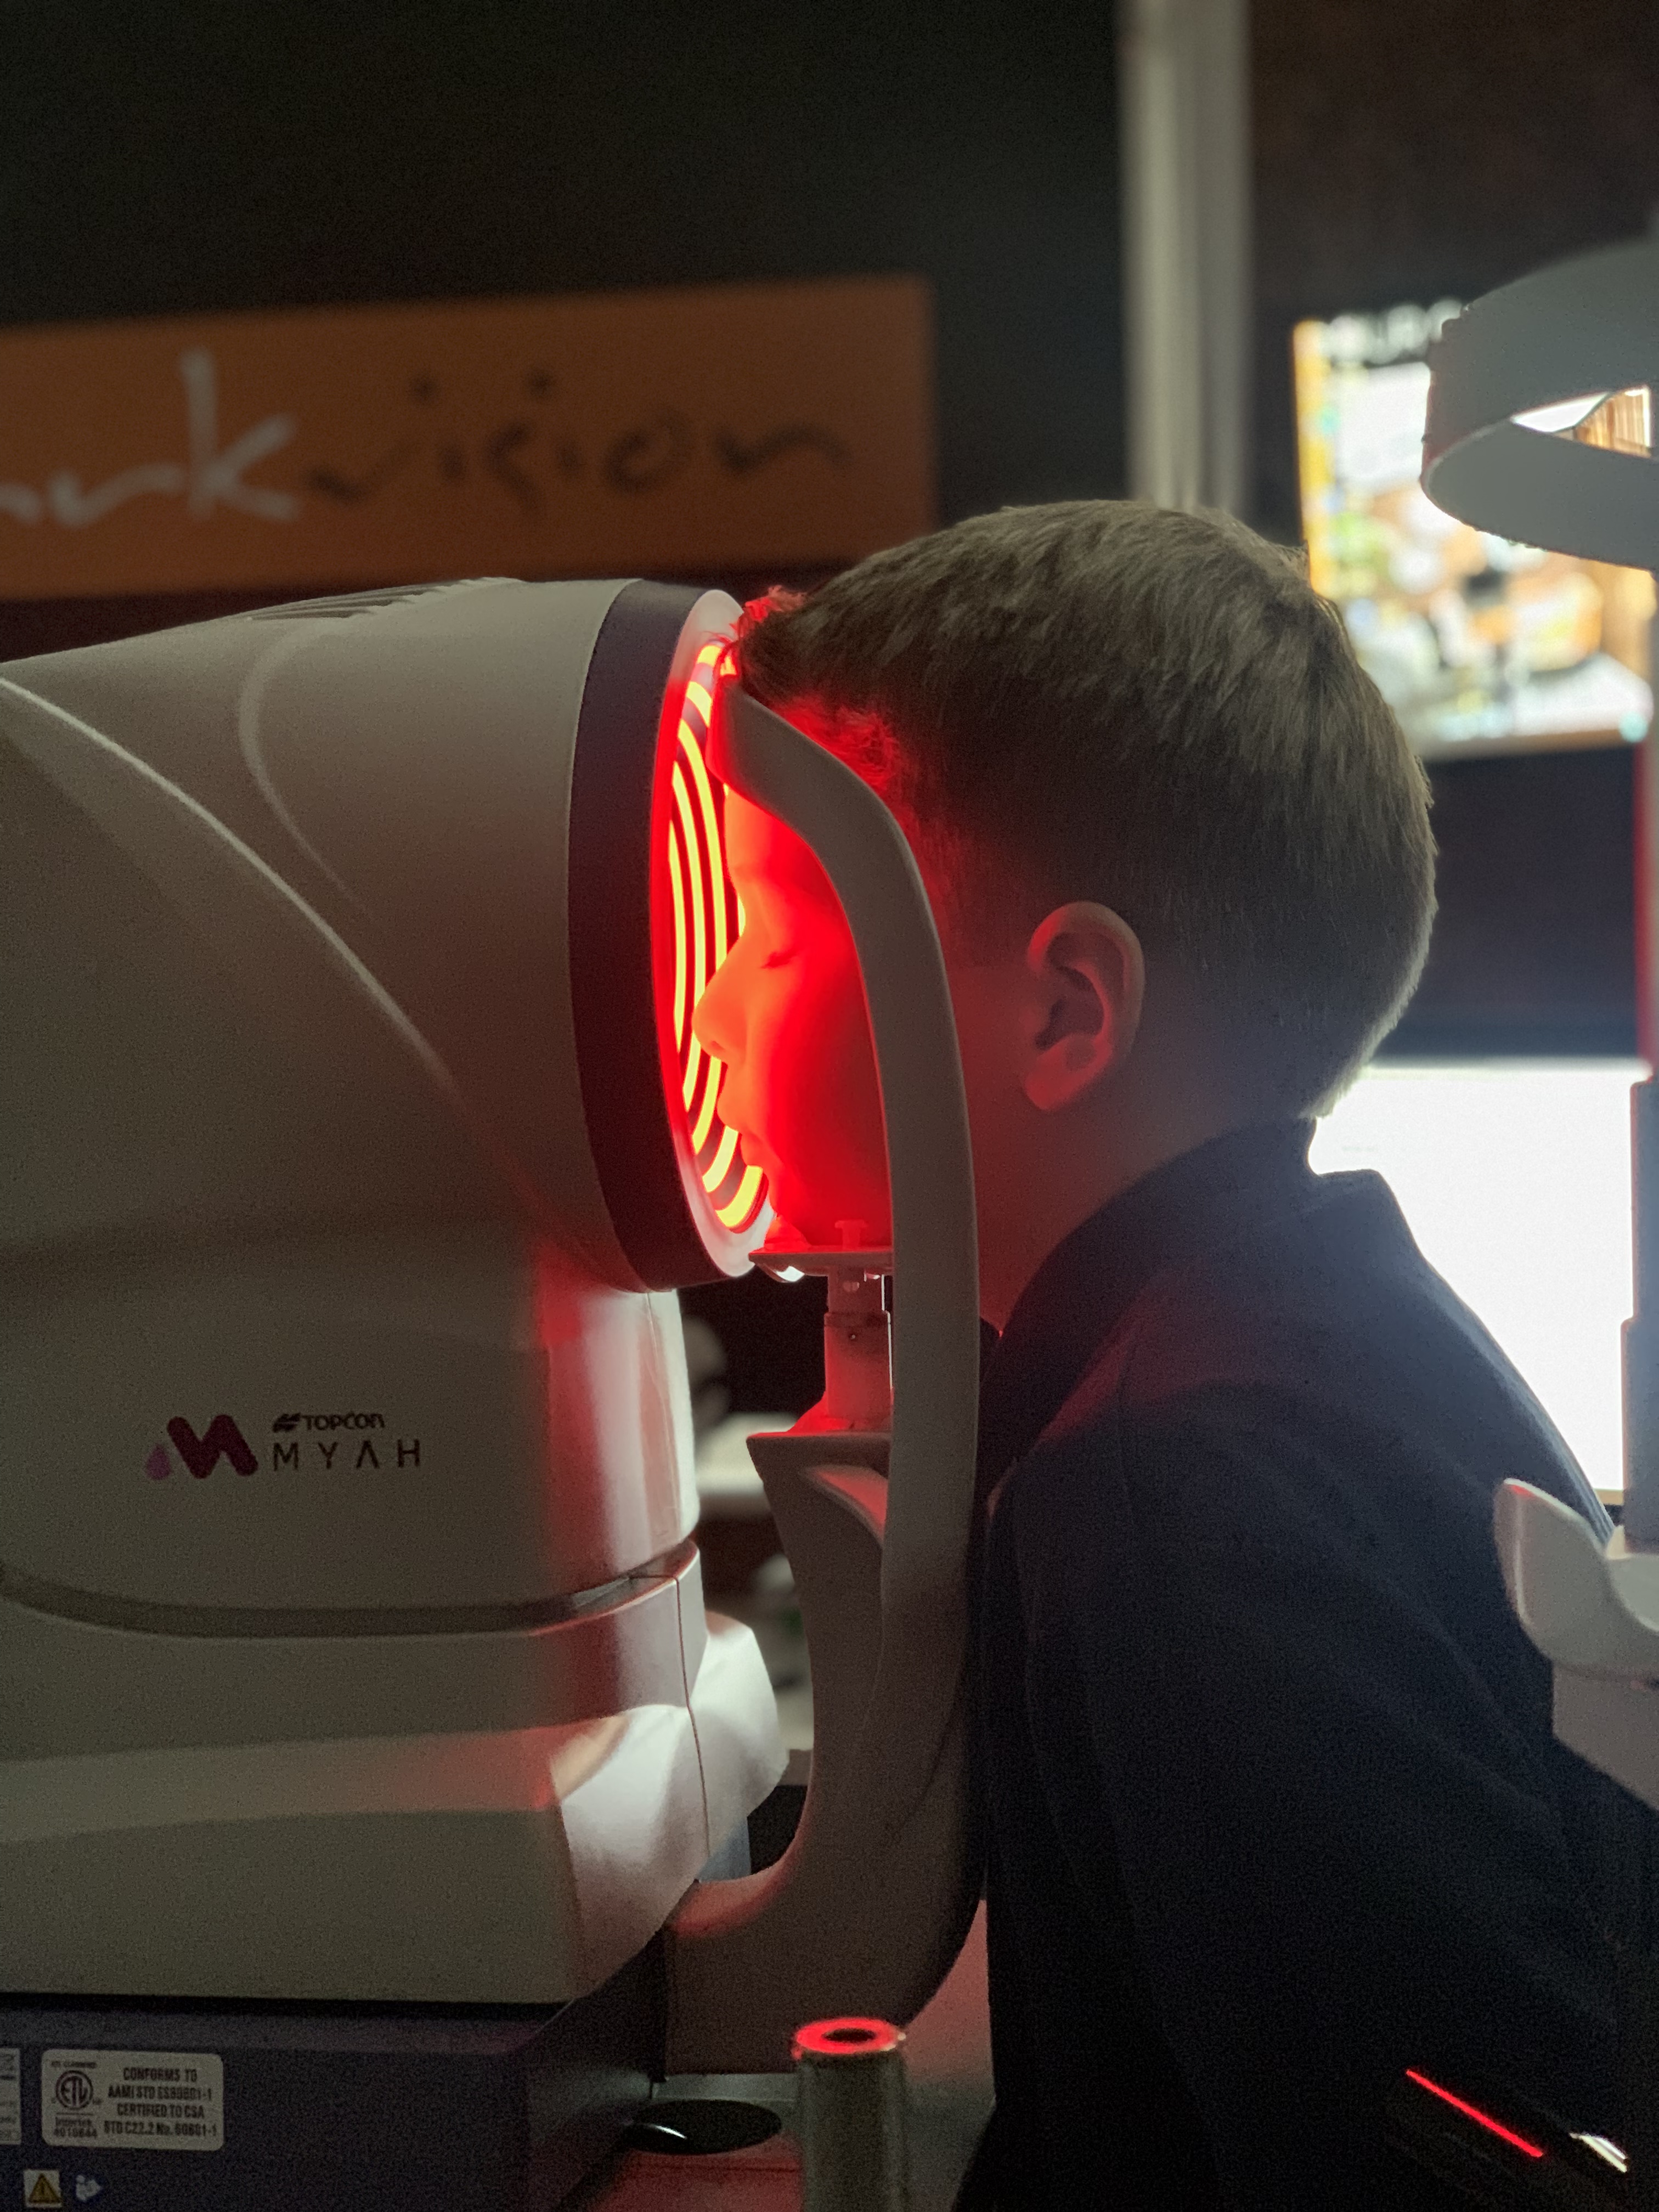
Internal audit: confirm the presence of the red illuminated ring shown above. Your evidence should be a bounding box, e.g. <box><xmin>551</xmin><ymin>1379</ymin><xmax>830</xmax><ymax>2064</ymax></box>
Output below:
<box><xmin>569</xmin><ymin>579</ymin><xmax>759</xmax><ymax>1287</ymax></box>
<box><xmin>791</xmin><ymin>2018</ymin><xmax>906</xmax><ymax>2061</ymax></box>
<box><xmin>660</xmin><ymin>638</ymin><xmax>767</xmax><ymax>1235</ymax></box>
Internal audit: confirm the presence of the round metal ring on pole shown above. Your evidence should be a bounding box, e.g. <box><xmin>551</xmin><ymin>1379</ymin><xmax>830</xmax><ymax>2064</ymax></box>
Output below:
<box><xmin>1422</xmin><ymin>234</ymin><xmax>1659</xmax><ymax>569</ymax></box>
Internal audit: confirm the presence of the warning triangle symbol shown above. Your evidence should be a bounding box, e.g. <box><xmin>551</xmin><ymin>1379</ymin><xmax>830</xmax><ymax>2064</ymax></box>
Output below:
<box><xmin>27</xmin><ymin>2179</ymin><xmax>64</xmax><ymax>2209</ymax></box>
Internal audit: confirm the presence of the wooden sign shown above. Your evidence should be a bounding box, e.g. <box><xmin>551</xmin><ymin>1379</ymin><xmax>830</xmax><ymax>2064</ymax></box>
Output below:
<box><xmin>0</xmin><ymin>278</ymin><xmax>934</xmax><ymax>599</ymax></box>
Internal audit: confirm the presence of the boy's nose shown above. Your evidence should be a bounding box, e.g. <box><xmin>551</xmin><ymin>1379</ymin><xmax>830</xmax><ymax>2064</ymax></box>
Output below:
<box><xmin>692</xmin><ymin>953</ymin><xmax>740</xmax><ymax>1065</ymax></box>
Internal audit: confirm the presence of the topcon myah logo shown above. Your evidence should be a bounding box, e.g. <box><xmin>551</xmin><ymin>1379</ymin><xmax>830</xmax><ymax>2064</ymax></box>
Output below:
<box><xmin>145</xmin><ymin>1414</ymin><xmax>257</xmax><ymax>1481</ymax></box>
<box><xmin>144</xmin><ymin>1409</ymin><xmax>418</xmax><ymax>1479</ymax></box>
<box><xmin>271</xmin><ymin>1411</ymin><xmax>385</xmax><ymax>1433</ymax></box>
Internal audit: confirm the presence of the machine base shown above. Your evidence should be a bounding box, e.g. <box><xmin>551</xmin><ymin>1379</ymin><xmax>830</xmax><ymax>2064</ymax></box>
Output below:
<box><xmin>0</xmin><ymin>1942</ymin><xmax>662</xmax><ymax>2212</ymax></box>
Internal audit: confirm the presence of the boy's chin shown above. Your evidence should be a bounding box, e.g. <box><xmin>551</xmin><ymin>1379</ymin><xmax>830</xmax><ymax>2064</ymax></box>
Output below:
<box><xmin>764</xmin><ymin>1188</ymin><xmax>892</xmax><ymax>1255</ymax></box>
<box><xmin>755</xmin><ymin>1175</ymin><xmax>837</xmax><ymax>1255</ymax></box>
<box><xmin>758</xmin><ymin>1178</ymin><xmax>817</xmax><ymax>1250</ymax></box>
<box><xmin>742</xmin><ymin>1147</ymin><xmax>892</xmax><ymax>1254</ymax></box>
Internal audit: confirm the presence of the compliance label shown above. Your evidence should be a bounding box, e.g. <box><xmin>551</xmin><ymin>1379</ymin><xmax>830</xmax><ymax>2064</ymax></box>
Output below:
<box><xmin>0</xmin><ymin>2049</ymin><xmax>19</xmax><ymax>2146</ymax></box>
<box><xmin>41</xmin><ymin>2052</ymin><xmax>223</xmax><ymax>2152</ymax></box>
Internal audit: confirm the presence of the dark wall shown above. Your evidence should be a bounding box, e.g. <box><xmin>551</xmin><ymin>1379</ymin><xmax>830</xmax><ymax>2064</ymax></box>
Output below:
<box><xmin>0</xmin><ymin>0</ymin><xmax>1124</xmax><ymax>535</ymax></box>
<box><xmin>13</xmin><ymin>1</ymin><xmax>1656</xmax><ymax>564</ymax></box>
<box><xmin>1393</xmin><ymin>749</ymin><xmax>1637</xmax><ymax>1059</ymax></box>
<box><xmin>8</xmin><ymin>1</ymin><xmax>1651</xmax><ymax>1066</ymax></box>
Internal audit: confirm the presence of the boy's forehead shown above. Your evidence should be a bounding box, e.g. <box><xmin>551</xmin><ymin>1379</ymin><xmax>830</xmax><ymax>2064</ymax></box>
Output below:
<box><xmin>723</xmin><ymin>789</ymin><xmax>832</xmax><ymax>902</ymax></box>
<box><xmin>721</xmin><ymin>791</ymin><xmax>778</xmax><ymax>873</ymax></box>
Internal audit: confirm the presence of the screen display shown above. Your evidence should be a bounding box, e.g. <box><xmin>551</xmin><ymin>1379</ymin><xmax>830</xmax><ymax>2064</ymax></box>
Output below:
<box><xmin>1313</xmin><ymin>1060</ymin><xmax>1637</xmax><ymax>1499</ymax></box>
<box><xmin>1294</xmin><ymin>303</ymin><xmax>1654</xmax><ymax>758</ymax></box>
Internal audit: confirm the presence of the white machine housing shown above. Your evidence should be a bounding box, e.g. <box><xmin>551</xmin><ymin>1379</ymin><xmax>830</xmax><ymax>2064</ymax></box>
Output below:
<box><xmin>0</xmin><ymin>578</ymin><xmax>784</xmax><ymax>2005</ymax></box>
<box><xmin>0</xmin><ymin>575</ymin><xmax>985</xmax><ymax>2070</ymax></box>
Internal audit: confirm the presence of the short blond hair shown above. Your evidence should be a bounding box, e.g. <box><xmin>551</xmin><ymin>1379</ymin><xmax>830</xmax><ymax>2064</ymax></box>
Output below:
<box><xmin>735</xmin><ymin>500</ymin><xmax>1435</xmax><ymax>1115</ymax></box>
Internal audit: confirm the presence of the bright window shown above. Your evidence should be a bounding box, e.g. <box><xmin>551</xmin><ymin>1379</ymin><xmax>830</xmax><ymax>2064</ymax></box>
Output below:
<box><xmin>1312</xmin><ymin>1062</ymin><xmax>1639</xmax><ymax>1497</ymax></box>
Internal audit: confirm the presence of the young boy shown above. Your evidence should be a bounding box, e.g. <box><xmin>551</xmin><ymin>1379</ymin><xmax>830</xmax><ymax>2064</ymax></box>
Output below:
<box><xmin>691</xmin><ymin>502</ymin><xmax>1645</xmax><ymax>2207</ymax></box>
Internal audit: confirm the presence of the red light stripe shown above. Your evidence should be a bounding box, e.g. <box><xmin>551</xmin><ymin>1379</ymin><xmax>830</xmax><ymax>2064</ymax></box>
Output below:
<box><xmin>1403</xmin><ymin>2073</ymin><xmax>1545</xmax><ymax>2161</ymax></box>
<box><xmin>671</xmin><ymin>763</ymin><xmax>707</xmax><ymax>1107</ymax></box>
<box><xmin>682</xmin><ymin>678</ymin><xmax>714</xmax><ymax>726</ymax></box>
<box><xmin>668</xmin><ymin>770</ymin><xmax>708</xmax><ymax>995</ymax></box>
<box><xmin>690</xmin><ymin>1057</ymin><xmax>722</xmax><ymax>1152</ymax></box>
<box><xmin>702</xmin><ymin>1120</ymin><xmax>740</xmax><ymax>1195</ymax></box>
<box><xmin>670</xmin><ymin>763</ymin><xmax>708</xmax><ymax>990</ymax></box>
<box><xmin>667</xmin><ymin>823</ymin><xmax>689</xmax><ymax>1048</ymax></box>
<box><xmin>678</xmin><ymin>720</ymin><xmax>729</xmax><ymax>969</ymax></box>
<box><xmin>718</xmin><ymin>1162</ymin><xmax>765</xmax><ymax>1229</ymax></box>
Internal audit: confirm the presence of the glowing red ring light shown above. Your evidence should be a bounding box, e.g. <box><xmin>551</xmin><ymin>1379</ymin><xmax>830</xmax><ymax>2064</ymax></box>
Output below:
<box><xmin>656</xmin><ymin>636</ymin><xmax>768</xmax><ymax>1238</ymax></box>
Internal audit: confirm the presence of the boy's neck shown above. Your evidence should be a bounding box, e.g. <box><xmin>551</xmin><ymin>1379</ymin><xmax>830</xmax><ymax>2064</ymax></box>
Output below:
<box><xmin>978</xmin><ymin>1092</ymin><xmax>1260</xmax><ymax>1330</ymax></box>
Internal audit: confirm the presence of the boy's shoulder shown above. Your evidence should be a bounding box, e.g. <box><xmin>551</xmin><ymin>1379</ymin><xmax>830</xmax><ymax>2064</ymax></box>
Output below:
<box><xmin>1042</xmin><ymin>1159</ymin><xmax>1461</xmax><ymax>1421</ymax></box>
<box><xmin>1013</xmin><ymin>1160</ymin><xmax>1596</xmax><ymax>1556</ymax></box>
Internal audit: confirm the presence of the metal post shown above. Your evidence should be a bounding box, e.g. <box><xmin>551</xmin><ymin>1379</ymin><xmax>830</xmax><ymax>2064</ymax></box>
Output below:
<box><xmin>793</xmin><ymin>2017</ymin><xmax>910</xmax><ymax>2211</ymax></box>
<box><xmin>1624</xmin><ymin>698</ymin><xmax>1659</xmax><ymax>1547</ymax></box>
<box><xmin>1118</xmin><ymin>0</ymin><xmax>1253</xmax><ymax>515</ymax></box>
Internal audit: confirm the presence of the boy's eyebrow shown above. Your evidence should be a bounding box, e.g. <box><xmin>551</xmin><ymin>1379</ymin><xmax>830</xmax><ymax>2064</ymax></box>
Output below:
<box><xmin>725</xmin><ymin>819</ymin><xmax>838</xmax><ymax>904</ymax></box>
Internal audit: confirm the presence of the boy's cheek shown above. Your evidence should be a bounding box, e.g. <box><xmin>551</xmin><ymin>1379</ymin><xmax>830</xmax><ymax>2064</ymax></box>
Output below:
<box><xmin>699</xmin><ymin>931</ymin><xmax>888</xmax><ymax>1232</ymax></box>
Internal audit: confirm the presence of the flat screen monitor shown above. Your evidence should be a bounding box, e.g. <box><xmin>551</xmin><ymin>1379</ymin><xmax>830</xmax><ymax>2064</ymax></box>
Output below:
<box><xmin>1294</xmin><ymin>303</ymin><xmax>1654</xmax><ymax>758</ymax></box>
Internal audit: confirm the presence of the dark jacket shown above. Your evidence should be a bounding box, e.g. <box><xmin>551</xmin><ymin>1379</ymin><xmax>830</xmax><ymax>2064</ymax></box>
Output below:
<box><xmin>973</xmin><ymin>1121</ymin><xmax>1648</xmax><ymax>2207</ymax></box>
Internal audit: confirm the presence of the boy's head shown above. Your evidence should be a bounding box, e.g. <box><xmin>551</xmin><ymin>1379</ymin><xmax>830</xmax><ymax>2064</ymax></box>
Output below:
<box><xmin>693</xmin><ymin>501</ymin><xmax>1434</xmax><ymax>1318</ymax></box>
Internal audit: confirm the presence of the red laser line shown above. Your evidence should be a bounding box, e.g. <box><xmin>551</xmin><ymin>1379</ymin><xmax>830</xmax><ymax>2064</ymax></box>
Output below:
<box><xmin>1403</xmin><ymin>2072</ymin><xmax>1545</xmax><ymax>2161</ymax></box>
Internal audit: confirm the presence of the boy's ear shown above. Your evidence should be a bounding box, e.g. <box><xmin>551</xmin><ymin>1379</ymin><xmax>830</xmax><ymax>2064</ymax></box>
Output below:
<box><xmin>1020</xmin><ymin>902</ymin><xmax>1145</xmax><ymax>1113</ymax></box>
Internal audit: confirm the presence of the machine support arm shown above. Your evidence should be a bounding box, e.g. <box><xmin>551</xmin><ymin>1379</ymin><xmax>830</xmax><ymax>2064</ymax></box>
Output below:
<box><xmin>665</xmin><ymin>686</ymin><xmax>982</xmax><ymax>2070</ymax></box>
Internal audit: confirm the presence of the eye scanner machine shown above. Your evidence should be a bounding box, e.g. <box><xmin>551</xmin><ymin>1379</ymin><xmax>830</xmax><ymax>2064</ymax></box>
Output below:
<box><xmin>0</xmin><ymin>579</ymin><xmax>981</xmax><ymax>2204</ymax></box>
